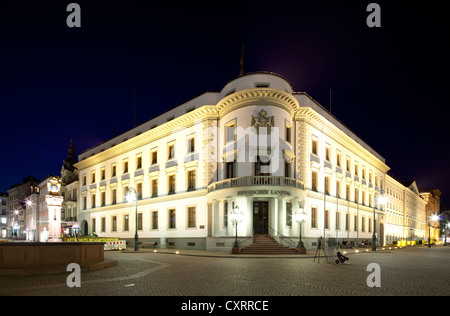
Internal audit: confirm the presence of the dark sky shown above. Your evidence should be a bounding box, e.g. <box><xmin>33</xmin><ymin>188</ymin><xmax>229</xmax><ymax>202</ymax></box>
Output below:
<box><xmin>0</xmin><ymin>1</ymin><xmax>449</xmax><ymax>206</ymax></box>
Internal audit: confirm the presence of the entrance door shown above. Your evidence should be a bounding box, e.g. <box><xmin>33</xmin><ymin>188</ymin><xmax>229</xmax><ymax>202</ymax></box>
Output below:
<box><xmin>253</xmin><ymin>201</ymin><xmax>269</xmax><ymax>234</ymax></box>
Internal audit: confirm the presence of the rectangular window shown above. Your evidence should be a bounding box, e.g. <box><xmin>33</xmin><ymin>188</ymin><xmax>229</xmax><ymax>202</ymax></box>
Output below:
<box><xmin>168</xmin><ymin>144</ymin><xmax>175</xmax><ymax>160</ymax></box>
<box><xmin>91</xmin><ymin>193</ymin><xmax>96</xmax><ymax>208</ymax></box>
<box><xmin>362</xmin><ymin>216</ymin><xmax>365</xmax><ymax>232</ymax></box>
<box><xmin>92</xmin><ymin>218</ymin><xmax>96</xmax><ymax>233</ymax></box>
<box><xmin>355</xmin><ymin>188</ymin><xmax>359</xmax><ymax>203</ymax></box>
<box><xmin>224</xmin><ymin>201</ymin><xmax>228</xmax><ymax>227</ymax></box>
<box><xmin>111</xmin><ymin>165</ymin><xmax>117</xmax><ymax>177</ymax></box>
<box><xmin>346</xmin><ymin>157</ymin><xmax>351</xmax><ymax>172</ymax></box>
<box><xmin>225</xmin><ymin>123</ymin><xmax>236</xmax><ymax>143</ymax></box>
<box><xmin>346</xmin><ymin>184</ymin><xmax>350</xmax><ymax>201</ymax></box>
<box><xmin>325</xmin><ymin>177</ymin><xmax>330</xmax><ymax>195</ymax></box>
<box><xmin>187</xmin><ymin>170</ymin><xmax>196</xmax><ymax>191</ymax></box>
<box><xmin>255</xmin><ymin>156</ymin><xmax>270</xmax><ymax>176</ymax></box>
<box><xmin>112</xmin><ymin>216</ymin><xmax>117</xmax><ymax>232</ymax></box>
<box><xmin>336</xmin><ymin>152</ymin><xmax>341</xmax><ymax>167</ymax></box>
<box><xmin>123</xmin><ymin>186</ymin><xmax>129</xmax><ymax>201</ymax></box>
<box><xmin>188</xmin><ymin>137</ymin><xmax>195</xmax><ymax>153</ymax></box>
<box><xmin>286</xmin><ymin>202</ymin><xmax>292</xmax><ymax>227</ymax></box>
<box><xmin>354</xmin><ymin>215</ymin><xmax>358</xmax><ymax>231</ymax></box>
<box><xmin>152</xmin><ymin>211</ymin><xmax>158</xmax><ymax>230</ymax></box>
<box><xmin>226</xmin><ymin>161</ymin><xmax>236</xmax><ymax>179</ymax></box>
<box><xmin>151</xmin><ymin>150</ymin><xmax>158</xmax><ymax>165</ymax></box>
<box><xmin>312</xmin><ymin>171</ymin><xmax>318</xmax><ymax>192</ymax></box>
<box><xmin>168</xmin><ymin>175</ymin><xmax>176</xmax><ymax>194</ymax></box>
<box><xmin>286</xmin><ymin>125</ymin><xmax>291</xmax><ymax>143</ymax></box>
<box><xmin>101</xmin><ymin>168</ymin><xmax>105</xmax><ymax>181</ymax></box>
<box><xmin>325</xmin><ymin>210</ymin><xmax>329</xmax><ymax>229</ymax></box>
<box><xmin>111</xmin><ymin>189</ymin><xmax>117</xmax><ymax>205</ymax></box>
<box><xmin>91</xmin><ymin>171</ymin><xmax>96</xmax><ymax>184</ymax></box>
<box><xmin>82</xmin><ymin>175</ymin><xmax>86</xmax><ymax>186</ymax></box>
<box><xmin>83</xmin><ymin>196</ymin><xmax>87</xmax><ymax>210</ymax></box>
<box><xmin>101</xmin><ymin>191</ymin><xmax>106</xmax><ymax>206</ymax></box>
<box><xmin>136</xmin><ymin>183</ymin><xmax>142</xmax><ymax>200</ymax></box>
<box><xmin>368</xmin><ymin>218</ymin><xmax>372</xmax><ymax>233</ymax></box>
<box><xmin>136</xmin><ymin>156</ymin><xmax>142</xmax><ymax>169</ymax></box>
<box><xmin>325</xmin><ymin>146</ymin><xmax>331</xmax><ymax>161</ymax></box>
<box><xmin>168</xmin><ymin>209</ymin><xmax>176</xmax><ymax>229</ymax></box>
<box><xmin>151</xmin><ymin>179</ymin><xmax>158</xmax><ymax>197</ymax></box>
<box><xmin>345</xmin><ymin>213</ymin><xmax>349</xmax><ymax>231</ymax></box>
<box><xmin>311</xmin><ymin>207</ymin><xmax>317</xmax><ymax>228</ymax></box>
<box><xmin>124</xmin><ymin>215</ymin><xmax>129</xmax><ymax>231</ymax></box>
<box><xmin>123</xmin><ymin>160</ymin><xmax>129</xmax><ymax>174</ymax></box>
<box><xmin>138</xmin><ymin>213</ymin><xmax>143</xmax><ymax>231</ymax></box>
<box><xmin>187</xmin><ymin>206</ymin><xmax>196</xmax><ymax>228</ymax></box>
<box><xmin>101</xmin><ymin>217</ymin><xmax>106</xmax><ymax>232</ymax></box>
<box><xmin>312</xmin><ymin>138</ymin><xmax>318</xmax><ymax>155</ymax></box>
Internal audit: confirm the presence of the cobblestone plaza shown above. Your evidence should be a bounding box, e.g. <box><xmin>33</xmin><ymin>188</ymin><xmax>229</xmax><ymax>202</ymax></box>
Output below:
<box><xmin>0</xmin><ymin>247</ymin><xmax>449</xmax><ymax>297</ymax></box>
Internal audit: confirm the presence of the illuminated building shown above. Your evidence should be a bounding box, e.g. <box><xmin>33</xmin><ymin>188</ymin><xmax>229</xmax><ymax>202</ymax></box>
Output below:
<box><xmin>75</xmin><ymin>72</ymin><xmax>430</xmax><ymax>250</ymax></box>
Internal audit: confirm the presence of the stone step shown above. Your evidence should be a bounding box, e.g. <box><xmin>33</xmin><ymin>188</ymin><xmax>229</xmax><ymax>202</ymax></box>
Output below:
<box><xmin>240</xmin><ymin>234</ymin><xmax>298</xmax><ymax>255</ymax></box>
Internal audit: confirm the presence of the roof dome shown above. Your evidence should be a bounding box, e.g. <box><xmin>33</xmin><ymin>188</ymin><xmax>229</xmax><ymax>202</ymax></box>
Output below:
<box><xmin>219</xmin><ymin>72</ymin><xmax>293</xmax><ymax>99</ymax></box>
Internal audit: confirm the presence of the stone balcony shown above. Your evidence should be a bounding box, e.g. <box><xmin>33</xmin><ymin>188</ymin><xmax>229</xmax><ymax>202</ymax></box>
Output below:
<box><xmin>207</xmin><ymin>176</ymin><xmax>305</xmax><ymax>193</ymax></box>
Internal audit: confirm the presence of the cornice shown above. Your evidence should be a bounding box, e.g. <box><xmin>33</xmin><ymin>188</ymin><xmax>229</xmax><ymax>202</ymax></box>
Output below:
<box><xmin>217</xmin><ymin>88</ymin><xmax>300</xmax><ymax>119</ymax></box>
<box><xmin>295</xmin><ymin>107</ymin><xmax>390</xmax><ymax>174</ymax></box>
<box><xmin>75</xmin><ymin>106</ymin><xmax>218</xmax><ymax>170</ymax></box>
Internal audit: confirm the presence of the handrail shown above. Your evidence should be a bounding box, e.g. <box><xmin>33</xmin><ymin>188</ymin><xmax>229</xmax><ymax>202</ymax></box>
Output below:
<box><xmin>207</xmin><ymin>176</ymin><xmax>305</xmax><ymax>193</ymax></box>
<box><xmin>268</xmin><ymin>225</ymin><xmax>297</xmax><ymax>249</ymax></box>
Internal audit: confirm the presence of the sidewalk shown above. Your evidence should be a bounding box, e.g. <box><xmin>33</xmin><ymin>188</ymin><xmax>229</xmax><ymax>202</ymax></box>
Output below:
<box><xmin>119</xmin><ymin>245</ymin><xmax>396</xmax><ymax>259</ymax></box>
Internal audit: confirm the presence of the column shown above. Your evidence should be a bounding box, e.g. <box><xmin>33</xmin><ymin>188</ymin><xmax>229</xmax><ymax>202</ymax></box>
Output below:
<box><xmin>246</xmin><ymin>196</ymin><xmax>253</xmax><ymax>236</ymax></box>
<box><xmin>213</xmin><ymin>199</ymin><xmax>219</xmax><ymax>236</ymax></box>
<box><xmin>277</xmin><ymin>197</ymin><xmax>284</xmax><ymax>235</ymax></box>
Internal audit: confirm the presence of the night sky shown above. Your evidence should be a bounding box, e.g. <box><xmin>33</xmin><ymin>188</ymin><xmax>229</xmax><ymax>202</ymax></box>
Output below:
<box><xmin>1</xmin><ymin>1</ymin><xmax>449</xmax><ymax>206</ymax></box>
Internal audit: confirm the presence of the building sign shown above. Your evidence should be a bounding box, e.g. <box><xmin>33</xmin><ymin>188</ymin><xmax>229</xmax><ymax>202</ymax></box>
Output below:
<box><xmin>237</xmin><ymin>190</ymin><xmax>291</xmax><ymax>196</ymax></box>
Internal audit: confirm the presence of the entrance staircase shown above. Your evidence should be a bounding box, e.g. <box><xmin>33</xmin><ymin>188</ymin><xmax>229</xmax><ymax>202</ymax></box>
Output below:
<box><xmin>239</xmin><ymin>234</ymin><xmax>299</xmax><ymax>255</ymax></box>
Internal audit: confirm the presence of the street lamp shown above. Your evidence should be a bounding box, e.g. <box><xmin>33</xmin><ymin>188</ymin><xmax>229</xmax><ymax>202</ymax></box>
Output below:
<box><xmin>126</xmin><ymin>187</ymin><xmax>139</xmax><ymax>251</ymax></box>
<box><xmin>428</xmin><ymin>214</ymin><xmax>439</xmax><ymax>248</ymax></box>
<box><xmin>292</xmin><ymin>204</ymin><xmax>308</xmax><ymax>254</ymax></box>
<box><xmin>372</xmin><ymin>189</ymin><xmax>387</xmax><ymax>251</ymax></box>
<box><xmin>445</xmin><ymin>222</ymin><xmax>450</xmax><ymax>246</ymax></box>
<box><xmin>229</xmin><ymin>204</ymin><xmax>243</xmax><ymax>253</ymax></box>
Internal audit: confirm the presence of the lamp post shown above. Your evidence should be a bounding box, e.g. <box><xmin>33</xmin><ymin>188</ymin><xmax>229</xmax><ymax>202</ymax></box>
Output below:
<box><xmin>372</xmin><ymin>189</ymin><xmax>387</xmax><ymax>252</ymax></box>
<box><xmin>126</xmin><ymin>187</ymin><xmax>139</xmax><ymax>251</ymax></box>
<box><xmin>292</xmin><ymin>203</ymin><xmax>307</xmax><ymax>254</ymax></box>
<box><xmin>428</xmin><ymin>214</ymin><xmax>439</xmax><ymax>248</ymax></box>
<box><xmin>229</xmin><ymin>204</ymin><xmax>243</xmax><ymax>254</ymax></box>
<box><xmin>445</xmin><ymin>222</ymin><xmax>450</xmax><ymax>246</ymax></box>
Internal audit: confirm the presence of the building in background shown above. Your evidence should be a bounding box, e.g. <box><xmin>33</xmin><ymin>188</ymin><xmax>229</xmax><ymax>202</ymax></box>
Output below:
<box><xmin>38</xmin><ymin>176</ymin><xmax>57</xmax><ymax>242</ymax></box>
<box><xmin>7</xmin><ymin>176</ymin><xmax>40</xmax><ymax>238</ymax></box>
<box><xmin>61</xmin><ymin>139</ymin><xmax>79</xmax><ymax>236</ymax></box>
<box><xmin>24</xmin><ymin>192</ymin><xmax>39</xmax><ymax>241</ymax></box>
<box><xmin>420</xmin><ymin>189</ymin><xmax>442</xmax><ymax>243</ymax></box>
<box><xmin>0</xmin><ymin>193</ymin><xmax>8</xmax><ymax>238</ymax></box>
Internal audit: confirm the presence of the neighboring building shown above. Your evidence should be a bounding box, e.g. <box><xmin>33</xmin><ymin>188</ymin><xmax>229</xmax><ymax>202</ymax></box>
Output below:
<box><xmin>383</xmin><ymin>175</ymin><xmax>427</xmax><ymax>245</ymax></box>
<box><xmin>74</xmin><ymin>72</ymin><xmax>431</xmax><ymax>250</ymax></box>
<box><xmin>60</xmin><ymin>139</ymin><xmax>79</xmax><ymax>236</ymax></box>
<box><xmin>24</xmin><ymin>192</ymin><xmax>39</xmax><ymax>241</ymax></box>
<box><xmin>38</xmin><ymin>175</ymin><xmax>57</xmax><ymax>241</ymax></box>
<box><xmin>420</xmin><ymin>189</ymin><xmax>442</xmax><ymax>243</ymax></box>
<box><xmin>7</xmin><ymin>176</ymin><xmax>40</xmax><ymax>237</ymax></box>
<box><xmin>0</xmin><ymin>193</ymin><xmax>8</xmax><ymax>238</ymax></box>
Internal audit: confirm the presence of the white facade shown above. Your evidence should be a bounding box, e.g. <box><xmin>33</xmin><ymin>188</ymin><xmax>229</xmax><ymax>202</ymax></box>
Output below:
<box><xmin>0</xmin><ymin>193</ymin><xmax>8</xmax><ymax>238</ymax></box>
<box><xmin>75</xmin><ymin>72</ymin><xmax>428</xmax><ymax>250</ymax></box>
